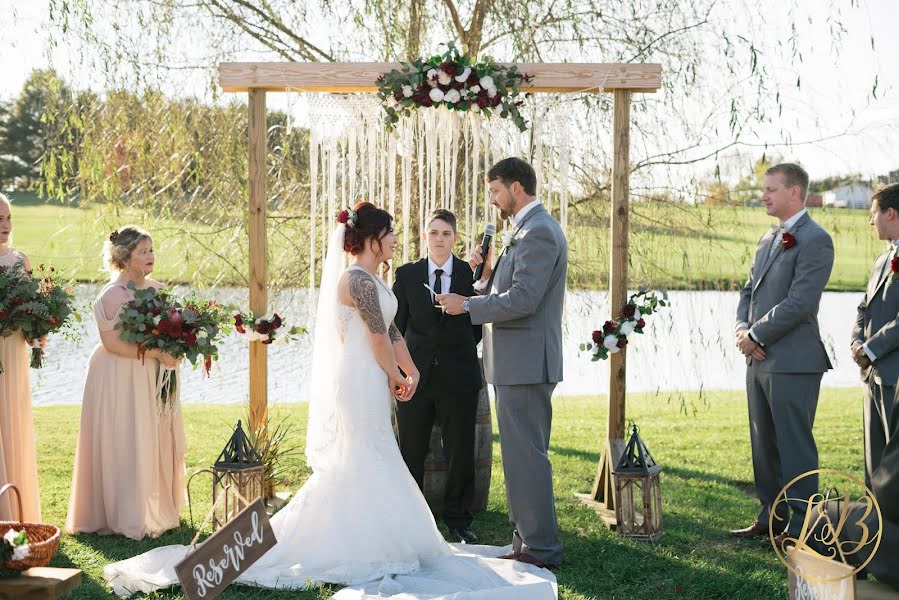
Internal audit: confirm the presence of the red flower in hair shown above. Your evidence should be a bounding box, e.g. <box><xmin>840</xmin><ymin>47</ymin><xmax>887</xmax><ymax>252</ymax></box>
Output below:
<box><xmin>781</xmin><ymin>232</ymin><xmax>797</xmax><ymax>250</ymax></box>
<box><xmin>337</xmin><ymin>210</ymin><xmax>349</xmax><ymax>224</ymax></box>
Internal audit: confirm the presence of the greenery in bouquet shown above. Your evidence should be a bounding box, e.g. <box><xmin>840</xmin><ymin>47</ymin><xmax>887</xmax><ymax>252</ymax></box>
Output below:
<box><xmin>580</xmin><ymin>288</ymin><xmax>669</xmax><ymax>361</ymax></box>
<box><xmin>234</xmin><ymin>311</ymin><xmax>306</xmax><ymax>345</ymax></box>
<box><xmin>115</xmin><ymin>284</ymin><xmax>233</xmax><ymax>413</ymax></box>
<box><xmin>0</xmin><ymin>262</ymin><xmax>80</xmax><ymax>369</ymax></box>
<box><xmin>0</xmin><ymin>528</ymin><xmax>29</xmax><ymax>563</ymax></box>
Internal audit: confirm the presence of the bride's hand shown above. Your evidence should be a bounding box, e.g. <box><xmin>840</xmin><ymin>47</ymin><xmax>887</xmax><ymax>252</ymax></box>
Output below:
<box><xmin>403</xmin><ymin>371</ymin><xmax>420</xmax><ymax>401</ymax></box>
<box><xmin>390</xmin><ymin>370</ymin><xmax>412</xmax><ymax>402</ymax></box>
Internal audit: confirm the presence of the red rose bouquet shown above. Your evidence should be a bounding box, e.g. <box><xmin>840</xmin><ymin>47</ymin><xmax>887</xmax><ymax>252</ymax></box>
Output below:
<box><xmin>116</xmin><ymin>284</ymin><xmax>232</xmax><ymax>414</ymax></box>
<box><xmin>581</xmin><ymin>288</ymin><xmax>668</xmax><ymax>361</ymax></box>
<box><xmin>1</xmin><ymin>262</ymin><xmax>80</xmax><ymax>369</ymax></box>
<box><xmin>234</xmin><ymin>312</ymin><xmax>306</xmax><ymax>345</ymax></box>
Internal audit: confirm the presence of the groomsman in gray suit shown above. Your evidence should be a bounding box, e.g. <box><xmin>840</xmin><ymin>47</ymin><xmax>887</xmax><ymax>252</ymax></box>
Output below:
<box><xmin>852</xmin><ymin>182</ymin><xmax>899</xmax><ymax>487</ymax></box>
<box><xmin>438</xmin><ymin>157</ymin><xmax>567</xmax><ymax>568</ymax></box>
<box><xmin>731</xmin><ymin>163</ymin><xmax>834</xmax><ymax>546</ymax></box>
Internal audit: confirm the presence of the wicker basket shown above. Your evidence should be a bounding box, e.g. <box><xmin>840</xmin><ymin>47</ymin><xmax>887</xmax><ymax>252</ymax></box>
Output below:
<box><xmin>0</xmin><ymin>483</ymin><xmax>60</xmax><ymax>571</ymax></box>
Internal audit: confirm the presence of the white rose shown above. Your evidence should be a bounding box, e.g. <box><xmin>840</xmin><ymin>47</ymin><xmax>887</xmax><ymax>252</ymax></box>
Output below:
<box><xmin>634</xmin><ymin>309</ymin><xmax>642</xmax><ymax>321</ymax></box>
<box><xmin>455</xmin><ymin>67</ymin><xmax>472</xmax><ymax>82</ymax></box>
<box><xmin>387</xmin><ymin>96</ymin><xmax>398</xmax><ymax>107</ymax></box>
<box><xmin>603</xmin><ymin>335</ymin><xmax>619</xmax><ymax>351</ymax></box>
<box><xmin>153</xmin><ymin>315</ymin><xmax>162</xmax><ymax>326</ymax></box>
<box><xmin>469</xmin><ymin>85</ymin><xmax>481</xmax><ymax>95</ymax></box>
<box><xmin>479</xmin><ymin>75</ymin><xmax>494</xmax><ymax>89</ymax></box>
<box><xmin>470</xmin><ymin>103</ymin><xmax>480</xmax><ymax>112</ymax></box>
<box><xmin>402</xmin><ymin>85</ymin><xmax>414</xmax><ymax>98</ymax></box>
<box><xmin>444</xmin><ymin>89</ymin><xmax>461</xmax><ymax>104</ymax></box>
<box><xmin>3</xmin><ymin>530</ymin><xmax>18</xmax><ymax>544</ymax></box>
<box><xmin>492</xmin><ymin>106</ymin><xmax>502</xmax><ymax>117</ymax></box>
<box><xmin>619</xmin><ymin>321</ymin><xmax>635</xmax><ymax>336</ymax></box>
<box><xmin>487</xmin><ymin>86</ymin><xmax>498</xmax><ymax>98</ymax></box>
<box><xmin>428</xmin><ymin>88</ymin><xmax>445</xmax><ymax>103</ymax></box>
<box><xmin>437</xmin><ymin>70</ymin><xmax>453</xmax><ymax>86</ymax></box>
<box><xmin>196</xmin><ymin>329</ymin><xmax>208</xmax><ymax>339</ymax></box>
<box><xmin>427</xmin><ymin>69</ymin><xmax>439</xmax><ymax>87</ymax></box>
<box><xmin>247</xmin><ymin>329</ymin><xmax>269</xmax><ymax>343</ymax></box>
<box><xmin>12</xmin><ymin>546</ymin><xmax>30</xmax><ymax>561</ymax></box>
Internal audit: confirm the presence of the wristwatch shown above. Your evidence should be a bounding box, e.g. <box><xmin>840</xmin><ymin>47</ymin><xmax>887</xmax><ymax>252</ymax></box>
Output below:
<box><xmin>462</xmin><ymin>298</ymin><xmax>471</xmax><ymax>313</ymax></box>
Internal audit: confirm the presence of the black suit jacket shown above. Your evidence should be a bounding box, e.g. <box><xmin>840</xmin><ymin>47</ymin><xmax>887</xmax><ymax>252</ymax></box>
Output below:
<box><xmin>393</xmin><ymin>256</ymin><xmax>482</xmax><ymax>392</ymax></box>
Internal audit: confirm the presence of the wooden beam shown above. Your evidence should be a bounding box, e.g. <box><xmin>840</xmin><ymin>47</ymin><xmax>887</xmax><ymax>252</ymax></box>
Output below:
<box><xmin>591</xmin><ymin>89</ymin><xmax>631</xmax><ymax>507</ymax></box>
<box><xmin>219</xmin><ymin>62</ymin><xmax>661</xmax><ymax>93</ymax></box>
<box><xmin>248</xmin><ymin>89</ymin><xmax>268</xmax><ymax>435</ymax></box>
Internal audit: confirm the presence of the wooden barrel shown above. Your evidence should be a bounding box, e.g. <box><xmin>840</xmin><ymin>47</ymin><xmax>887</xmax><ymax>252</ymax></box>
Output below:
<box><xmin>422</xmin><ymin>384</ymin><xmax>492</xmax><ymax>515</ymax></box>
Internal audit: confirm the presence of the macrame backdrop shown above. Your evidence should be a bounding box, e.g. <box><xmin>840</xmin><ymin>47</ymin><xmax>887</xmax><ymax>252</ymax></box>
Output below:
<box><xmin>297</xmin><ymin>93</ymin><xmax>574</xmax><ymax>289</ymax></box>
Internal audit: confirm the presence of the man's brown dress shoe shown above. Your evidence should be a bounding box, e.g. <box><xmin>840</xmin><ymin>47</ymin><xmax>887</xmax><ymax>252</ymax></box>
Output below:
<box><xmin>768</xmin><ymin>532</ymin><xmax>797</xmax><ymax>550</ymax></box>
<box><xmin>729</xmin><ymin>521</ymin><xmax>779</xmax><ymax>538</ymax></box>
<box><xmin>497</xmin><ymin>551</ymin><xmax>520</xmax><ymax>560</ymax></box>
<box><xmin>514</xmin><ymin>553</ymin><xmax>558</xmax><ymax>570</ymax></box>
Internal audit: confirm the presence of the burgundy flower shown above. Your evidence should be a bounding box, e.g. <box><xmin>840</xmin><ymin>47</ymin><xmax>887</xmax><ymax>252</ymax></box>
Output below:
<box><xmin>592</xmin><ymin>330</ymin><xmax>603</xmax><ymax>344</ymax></box>
<box><xmin>393</xmin><ymin>90</ymin><xmax>404</xmax><ymax>102</ymax></box>
<box><xmin>891</xmin><ymin>257</ymin><xmax>899</xmax><ymax>275</ymax></box>
<box><xmin>621</xmin><ymin>304</ymin><xmax>637</xmax><ymax>318</ymax></box>
<box><xmin>602</xmin><ymin>320</ymin><xmax>616</xmax><ymax>334</ymax></box>
<box><xmin>234</xmin><ymin>313</ymin><xmax>244</xmax><ymax>326</ymax></box>
<box><xmin>438</xmin><ymin>62</ymin><xmax>457</xmax><ymax>76</ymax></box>
<box><xmin>781</xmin><ymin>232</ymin><xmax>797</xmax><ymax>250</ymax></box>
<box><xmin>182</xmin><ymin>331</ymin><xmax>197</xmax><ymax>345</ymax></box>
<box><xmin>337</xmin><ymin>209</ymin><xmax>350</xmax><ymax>224</ymax></box>
<box><xmin>273</xmin><ymin>313</ymin><xmax>283</xmax><ymax>329</ymax></box>
<box><xmin>0</xmin><ymin>309</ymin><xmax>8</xmax><ymax>320</ymax></box>
<box><xmin>490</xmin><ymin>93</ymin><xmax>502</xmax><ymax>107</ymax></box>
<box><xmin>235</xmin><ymin>323</ymin><xmax>246</xmax><ymax>334</ymax></box>
<box><xmin>476</xmin><ymin>96</ymin><xmax>490</xmax><ymax>109</ymax></box>
<box><xmin>256</xmin><ymin>321</ymin><xmax>272</xmax><ymax>335</ymax></box>
<box><xmin>637</xmin><ymin>318</ymin><xmax>646</xmax><ymax>329</ymax></box>
<box><xmin>616</xmin><ymin>338</ymin><xmax>628</xmax><ymax>349</ymax></box>
<box><xmin>48</xmin><ymin>315</ymin><xmax>60</xmax><ymax>327</ymax></box>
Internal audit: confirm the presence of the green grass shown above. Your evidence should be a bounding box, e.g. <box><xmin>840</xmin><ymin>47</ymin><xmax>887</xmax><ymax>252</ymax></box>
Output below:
<box><xmin>5</xmin><ymin>388</ymin><xmax>867</xmax><ymax>599</ymax></box>
<box><xmin>3</xmin><ymin>191</ymin><xmax>883</xmax><ymax>290</ymax></box>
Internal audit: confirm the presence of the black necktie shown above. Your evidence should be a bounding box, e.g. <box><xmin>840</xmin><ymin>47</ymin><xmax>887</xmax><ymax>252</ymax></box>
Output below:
<box><xmin>433</xmin><ymin>269</ymin><xmax>444</xmax><ymax>317</ymax></box>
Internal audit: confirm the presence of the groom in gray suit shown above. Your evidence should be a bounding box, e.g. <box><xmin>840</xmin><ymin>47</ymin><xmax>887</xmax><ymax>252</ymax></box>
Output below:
<box><xmin>731</xmin><ymin>163</ymin><xmax>834</xmax><ymax>546</ymax></box>
<box><xmin>852</xmin><ymin>182</ymin><xmax>899</xmax><ymax>488</ymax></box>
<box><xmin>438</xmin><ymin>157</ymin><xmax>567</xmax><ymax>568</ymax></box>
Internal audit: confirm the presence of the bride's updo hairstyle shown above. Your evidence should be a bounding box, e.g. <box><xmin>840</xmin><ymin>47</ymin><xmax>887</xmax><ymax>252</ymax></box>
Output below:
<box><xmin>103</xmin><ymin>225</ymin><xmax>152</xmax><ymax>273</ymax></box>
<box><xmin>342</xmin><ymin>201</ymin><xmax>393</xmax><ymax>257</ymax></box>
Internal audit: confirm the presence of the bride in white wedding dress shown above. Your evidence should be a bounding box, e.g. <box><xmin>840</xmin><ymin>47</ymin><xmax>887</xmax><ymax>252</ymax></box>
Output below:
<box><xmin>104</xmin><ymin>202</ymin><xmax>556</xmax><ymax>599</ymax></box>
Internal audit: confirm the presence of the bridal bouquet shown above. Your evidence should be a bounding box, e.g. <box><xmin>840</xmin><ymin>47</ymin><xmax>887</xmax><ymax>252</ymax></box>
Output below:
<box><xmin>581</xmin><ymin>288</ymin><xmax>669</xmax><ymax>361</ymax></box>
<box><xmin>0</xmin><ymin>262</ymin><xmax>79</xmax><ymax>369</ymax></box>
<box><xmin>234</xmin><ymin>311</ymin><xmax>306</xmax><ymax>345</ymax></box>
<box><xmin>116</xmin><ymin>284</ymin><xmax>232</xmax><ymax>414</ymax></box>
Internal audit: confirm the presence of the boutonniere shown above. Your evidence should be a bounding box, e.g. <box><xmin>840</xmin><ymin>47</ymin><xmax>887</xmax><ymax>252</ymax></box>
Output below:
<box><xmin>781</xmin><ymin>232</ymin><xmax>797</xmax><ymax>250</ymax></box>
<box><xmin>501</xmin><ymin>230</ymin><xmax>517</xmax><ymax>250</ymax></box>
<box><xmin>890</xmin><ymin>256</ymin><xmax>899</xmax><ymax>280</ymax></box>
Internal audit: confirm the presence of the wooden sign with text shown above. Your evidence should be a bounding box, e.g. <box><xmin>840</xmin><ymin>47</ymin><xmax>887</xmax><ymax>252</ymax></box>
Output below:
<box><xmin>787</xmin><ymin>547</ymin><xmax>856</xmax><ymax>600</ymax></box>
<box><xmin>174</xmin><ymin>498</ymin><xmax>277</xmax><ymax>600</ymax></box>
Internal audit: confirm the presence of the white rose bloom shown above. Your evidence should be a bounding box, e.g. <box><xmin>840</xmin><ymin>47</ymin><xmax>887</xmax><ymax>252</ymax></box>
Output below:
<box><xmin>444</xmin><ymin>89</ymin><xmax>461</xmax><ymax>104</ymax></box>
<box><xmin>619</xmin><ymin>321</ymin><xmax>635</xmax><ymax>336</ymax></box>
<box><xmin>437</xmin><ymin>70</ymin><xmax>453</xmax><ymax>86</ymax></box>
<box><xmin>603</xmin><ymin>335</ymin><xmax>619</xmax><ymax>351</ymax></box>
<box><xmin>12</xmin><ymin>546</ymin><xmax>30</xmax><ymax>561</ymax></box>
<box><xmin>247</xmin><ymin>329</ymin><xmax>269</xmax><ymax>343</ymax></box>
<box><xmin>492</xmin><ymin>106</ymin><xmax>503</xmax><ymax>117</ymax></box>
<box><xmin>609</xmin><ymin>345</ymin><xmax>621</xmax><ymax>354</ymax></box>
<box><xmin>402</xmin><ymin>85</ymin><xmax>414</xmax><ymax>98</ymax></box>
<box><xmin>487</xmin><ymin>86</ymin><xmax>498</xmax><ymax>98</ymax></box>
<box><xmin>153</xmin><ymin>315</ymin><xmax>162</xmax><ymax>326</ymax></box>
<box><xmin>196</xmin><ymin>329</ymin><xmax>208</xmax><ymax>339</ymax></box>
<box><xmin>427</xmin><ymin>68</ymin><xmax>438</xmax><ymax>79</ymax></box>
<box><xmin>3</xmin><ymin>530</ymin><xmax>18</xmax><ymax>544</ymax></box>
<box><xmin>469</xmin><ymin>85</ymin><xmax>481</xmax><ymax>95</ymax></box>
<box><xmin>428</xmin><ymin>88</ymin><xmax>445</xmax><ymax>103</ymax></box>
<box><xmin>455</xmin><ymin>67</ymin><xmax>472</xmax><ymax>82</ymax></box>
<box><xmin>469</xmin><ymin>103</ymin><xmax>480</xmax><ymax>112</ymax></box>
<box><xmin>634</xmin><ymin>309</ymin><xmax>642</xmax><ymax>321</ymax></box>
<box><xmin>387</xmin><ymin>96</ymin><xmax>398</xmax><ymax>107</ymax></box>
<box><xmin>479</xmin><ymin>75</ymin><xmax>494</xmax><ymax>89</ymax></box>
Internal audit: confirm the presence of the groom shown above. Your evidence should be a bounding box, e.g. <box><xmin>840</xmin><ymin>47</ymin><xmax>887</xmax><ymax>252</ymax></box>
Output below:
<box><xmin>732</xmin><ymin>162</ymin><xmax>834</xmax><ymax>546</ymax></box>
<box><xmin>438</xmin><ymin>157</ymin><xmax>566</xmax><ymax>568</ymax></box>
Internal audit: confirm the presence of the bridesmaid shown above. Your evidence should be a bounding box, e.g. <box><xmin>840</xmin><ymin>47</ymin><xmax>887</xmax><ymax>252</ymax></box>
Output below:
<box><xmin>0</xmin><ymin>193</ymin><xmax>42</xmax><ymax>522</ymax></box>
<box><xmin>65</xmin><ymin>226</ymin><xmax>186</xmax><ymax>540</ymax></box>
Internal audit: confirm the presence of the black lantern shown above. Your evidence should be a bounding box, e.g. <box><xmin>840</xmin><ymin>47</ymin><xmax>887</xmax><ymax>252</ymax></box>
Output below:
<box><xmin>612</xmin><ymin>424</ymin><xmax>663</xmax><ymax>541</ymax></box>
<box><xmin>211</xmin><ymin>420</ymin><xmax>265</xmax><ymax>531</ymax></box>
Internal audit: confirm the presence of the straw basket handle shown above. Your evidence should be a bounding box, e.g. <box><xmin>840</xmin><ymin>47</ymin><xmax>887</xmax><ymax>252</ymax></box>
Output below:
<box><xmin>0</xmin><ymin>484</ymin><xmax>24</xmax><ymax>525</ymax></box>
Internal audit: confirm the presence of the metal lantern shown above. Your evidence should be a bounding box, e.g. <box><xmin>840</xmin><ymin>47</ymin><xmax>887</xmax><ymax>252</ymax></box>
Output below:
<box><xmin>612</xmin><ymin>424</ymin><xmax>663</xmax><ymax>541</ymax></box>
<box><xmin>211</xmin><ymin>420</ymin><xmax>265</xmax><ymax>531</ymax></box>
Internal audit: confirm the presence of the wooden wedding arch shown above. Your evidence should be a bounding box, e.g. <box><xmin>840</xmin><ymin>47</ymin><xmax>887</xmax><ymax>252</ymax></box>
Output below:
<box><xmin>218</xmin><ymin>61</ymin><xmax>662</xmax><ymax>519</ymax></box>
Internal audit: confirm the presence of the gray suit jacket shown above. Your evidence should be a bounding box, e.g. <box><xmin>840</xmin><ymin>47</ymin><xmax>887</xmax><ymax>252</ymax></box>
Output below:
<box><xmin>468</xmin><ymin>204</ymin><xmax>568</xmax><ymax>385</ymax></box>
<box><xmin>736</xmin><ymin>212</ymin><xmax>834</xmax><ymax>373</ymax></box>
<box><xmin>852</xmin><ymin>246</ymin><xmax>899</xmax><ymax>386</ymax></box>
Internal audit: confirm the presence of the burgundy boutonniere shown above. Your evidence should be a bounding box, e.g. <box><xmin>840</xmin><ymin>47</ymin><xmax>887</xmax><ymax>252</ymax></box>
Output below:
<box><xmin>781</xmin><ymin>232</ymin><xmax>797</xmax><ymax>250</ymax></box>
<box><xmin>891</xmin><ymin>256</ymin><xmax>899</xmax><ymax>278</ymax></box>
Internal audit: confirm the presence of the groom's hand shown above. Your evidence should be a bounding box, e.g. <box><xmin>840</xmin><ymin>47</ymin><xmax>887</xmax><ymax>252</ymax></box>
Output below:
<box><xmin>852</xmin><ymin>341</ymin><xmax>873</xmax><ymax>369</ymax></box>
<box><xmin>436</xmin><ymin>293</ymin><xmax>466</xmax><ymax>315</ymax></box>
<box><xmin>468</xmin><ymin>246</ymin><xmax>494</xmax><ymax>282</ymax></box>
<box><xmin>736</xmin><ymin>328</ymin><xmax>766</xmax><ymax>361</ymax></box>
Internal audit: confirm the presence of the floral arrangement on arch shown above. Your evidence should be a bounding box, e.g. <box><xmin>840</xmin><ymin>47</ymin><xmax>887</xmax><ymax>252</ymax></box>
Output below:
<box><xmin>376</xmin><ymin>42</ymin><xmax>533</xmax><ymax>132</ymax></box>
<box><xmin>580</xmin><ymin>288</ymin><xmax>669</xmax><ymax>361</ymax></box>
<box><xmin>234</xmin><ymin>312</ymin><xmax>306</xmax><ymax>345</ymax></box>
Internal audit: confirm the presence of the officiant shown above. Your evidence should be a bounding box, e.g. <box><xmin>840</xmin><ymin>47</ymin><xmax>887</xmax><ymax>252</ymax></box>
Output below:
<box><xmin>392</xmin><ymin>208</ymin><xmax>482</xmax><ymax>544</ymax></box>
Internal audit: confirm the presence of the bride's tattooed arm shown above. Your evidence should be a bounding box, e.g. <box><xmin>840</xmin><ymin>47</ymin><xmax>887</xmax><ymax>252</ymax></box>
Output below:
<box><xmin>348</xmin><ymin>270</ymin><xmax>387</xmax><ymax>334</ymax></box>
<box><xmin>388</xmin><ymin>323</ymin><xmax>403</xmax><ymax>343</ymax></box>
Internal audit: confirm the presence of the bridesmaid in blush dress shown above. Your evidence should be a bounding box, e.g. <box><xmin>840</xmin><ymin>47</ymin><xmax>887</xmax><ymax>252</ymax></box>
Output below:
<box><xmin>0</xmin><ymin>193</ymin><xmax>42</xmax><ymax>522</ymax></box>
<box><xmin>65</xmin><ymin>226</ymin><xmax>186</xmax><ymax>540</ymax></box>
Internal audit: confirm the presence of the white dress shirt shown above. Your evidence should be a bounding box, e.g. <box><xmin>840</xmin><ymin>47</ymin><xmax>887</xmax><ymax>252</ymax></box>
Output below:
<box><xmin>513</xmin><ymin>198</ymin><xmax>542</xmax><ymax>227</ymax></box>
<box><xmin>428</xmin><ymin>255</ymin><xmax>453</xmax><ymax>301</ymax></box>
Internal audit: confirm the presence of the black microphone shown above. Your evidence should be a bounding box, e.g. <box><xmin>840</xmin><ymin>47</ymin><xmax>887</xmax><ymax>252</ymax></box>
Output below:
<box><xmin>473</xmin><ymin>223</ymin><xmax>496</xmax><ymax>281</ymax></box>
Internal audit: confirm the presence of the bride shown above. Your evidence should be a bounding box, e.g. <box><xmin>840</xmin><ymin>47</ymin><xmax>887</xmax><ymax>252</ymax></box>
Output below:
<box><xmin>104</xmin><ymin>202</ymin><xmax>557</xmax><ymax>599</ymax></box>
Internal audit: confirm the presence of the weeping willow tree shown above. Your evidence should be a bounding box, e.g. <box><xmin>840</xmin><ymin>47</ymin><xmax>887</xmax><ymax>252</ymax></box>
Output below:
<box><xmin>39</xmin><ymin>0</ymin><xmax>880</xmax><ymax>291</ymax></box>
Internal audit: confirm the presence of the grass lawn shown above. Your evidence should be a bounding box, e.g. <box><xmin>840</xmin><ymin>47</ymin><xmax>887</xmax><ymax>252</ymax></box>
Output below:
<box><xmin>3</xmin><ymin>192</ymin><xmax>882</xmax><ymax>290</ymax></box>
<box><xmin>9</xmin><ymin>388</ymin><xmax>867</xmax><ymax>599</ymax></box>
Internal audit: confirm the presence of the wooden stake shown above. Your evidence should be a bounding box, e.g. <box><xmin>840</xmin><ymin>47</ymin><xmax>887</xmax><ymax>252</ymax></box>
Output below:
<box><xmin>248</xmin><ymin>89</ymin><xmax>268</xmax><ymax>434</ymax></box>
<box><xmin>591</xmin><ymin>89</ymin><xmax>631</xmax><ymax>507</ymax></box>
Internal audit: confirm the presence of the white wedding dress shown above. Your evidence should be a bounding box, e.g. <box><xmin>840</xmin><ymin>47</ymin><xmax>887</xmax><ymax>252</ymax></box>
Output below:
<box><xmin>104</xmin><ymin>226</ymin><xmax>556</xmax><ymax>600</ymax></box>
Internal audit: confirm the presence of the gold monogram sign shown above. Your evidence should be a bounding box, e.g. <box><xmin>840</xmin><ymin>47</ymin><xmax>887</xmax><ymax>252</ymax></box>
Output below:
<box><xmin>769</xmin><ymin>469</ymin><xmax>883</xmax><ymax>586</ymax></box>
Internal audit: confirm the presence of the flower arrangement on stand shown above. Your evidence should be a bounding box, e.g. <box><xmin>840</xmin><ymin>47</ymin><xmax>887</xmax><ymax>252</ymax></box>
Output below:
<box><xmin>0</xmin><ymin>262</ymin><xmax>80</xmax><ymax>370</ymax></box>
<box><xmin>376</xmin><ymin>42</ymin><xmax>533</xmax><ymax>131</ymax></box>
<box><xmin>234</xmin><ymin>312</ymin><xmax>306</xmax><ymax>345</ymax></box>
<box><xmin>581</xmin><ymin>288</ymin><xmax>669</xmax><ymax>360</ymax></box>
<box><xmin>116</xmin><ymin>284</ymin><xmax>232</xmax><ymax>414</ymax></box>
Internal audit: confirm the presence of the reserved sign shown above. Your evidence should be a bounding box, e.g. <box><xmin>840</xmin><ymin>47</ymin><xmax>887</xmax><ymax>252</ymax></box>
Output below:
<box><xmin>175</xmin><ymin>498</ymin><xmax>277</xmax><ymax>600</ymax></box>
<box><xmin>787</xmin><ymin>547</ymin><xmax>856</xmax><ymax>600</ymax></box>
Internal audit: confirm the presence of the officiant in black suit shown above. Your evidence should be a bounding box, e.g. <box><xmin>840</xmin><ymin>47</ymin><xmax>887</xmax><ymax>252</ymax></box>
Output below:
<box><xmin>393</xmin><ymin>209</ymin><xmax>482</xmax><ymax>544</ymax></box>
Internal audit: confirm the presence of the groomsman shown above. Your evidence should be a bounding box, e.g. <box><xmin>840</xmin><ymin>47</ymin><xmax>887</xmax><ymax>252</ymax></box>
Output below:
<box><xmin>852</xmin><ymin>183</ymin><xmax>899</xmax><ymax>488</ymax></box>
<box><xmin>731</xmin><ymin>163</ymin><xmax>834</xmax><ymax>546</ymax></box>
<box><xmin>392</xmin><ymin>209</ymin><xmax>483</xmax><ymax>544</ymax></box>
